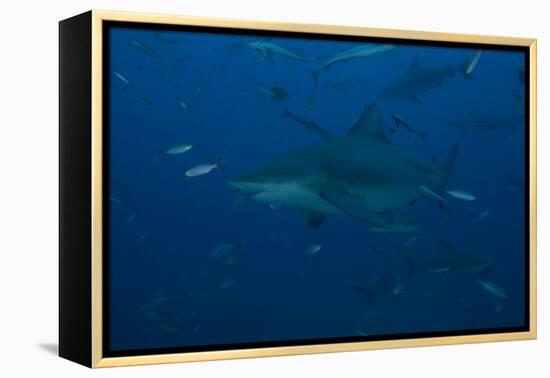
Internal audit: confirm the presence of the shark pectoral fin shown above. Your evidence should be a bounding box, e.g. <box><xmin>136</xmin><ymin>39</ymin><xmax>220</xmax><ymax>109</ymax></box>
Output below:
<box><xmin>306</xmin><ymin>211</ymin><xmax>327</xmax><ymax>229</ymax></box>
<box><xmin>320</xmin><ymin>190</ymin><xmax>389</xmax><ymax>228</ymax></box>
<box><xmin>408</xmin><ymin>94</ymin><xmax>422</xmax><ymax>103</ymax></box>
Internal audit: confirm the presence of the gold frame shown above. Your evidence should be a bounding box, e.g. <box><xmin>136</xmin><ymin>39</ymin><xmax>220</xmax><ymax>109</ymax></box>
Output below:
<box><xmin>89</xmin><ymin>10</ymin><xmax>537</xmax><ymax>368</ymax></box>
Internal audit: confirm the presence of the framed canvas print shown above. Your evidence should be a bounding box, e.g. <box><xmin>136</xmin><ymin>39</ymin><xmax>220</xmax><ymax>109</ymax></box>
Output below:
<box><xmin>59</xmin><ymin>10</ymin><xmax>537</xmax><ymax>368</ymax></box>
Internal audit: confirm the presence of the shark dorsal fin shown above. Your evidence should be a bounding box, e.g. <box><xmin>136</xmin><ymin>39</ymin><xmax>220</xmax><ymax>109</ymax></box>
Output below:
<box><xmin>347</xmin><ymin>103</ymin><xmax>390</xmax><ymax>144</ymax></box>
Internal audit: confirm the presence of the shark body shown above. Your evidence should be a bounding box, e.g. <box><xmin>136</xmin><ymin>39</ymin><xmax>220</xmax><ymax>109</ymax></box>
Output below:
<box><xmin>445</xmin><ymin>108</ymin><xmax>523</xmax><ymax>134</ymax></box>
<box><xmin>398</xmin><ymin>239</ymin><xmax>492</xmax><ymax>275</ymax></box>
<box><xmin>379</xmin><ymin>51</ymin><xmax>482</xmax><ymax>103</ymax></box>
<box><xmin>229</xmin><ymin>104</ymin><xmax>458</xmax><ymax>231</ymax></box>
<box><xmin>246</xmin><ymin>41</ymin><xmax>313</xmax><ymax>61</ymax></box>
<box><xmin>312</xmin><ymin>44</ymin><xmax>396</xmax><ymax>85</ymax></box>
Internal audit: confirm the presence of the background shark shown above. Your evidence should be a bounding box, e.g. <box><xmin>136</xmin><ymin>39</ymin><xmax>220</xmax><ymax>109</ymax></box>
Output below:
<box><xmin>246</xmin><ymin>41</ymin><xmax>314</xmax><ymax>62</ymax></box>
<box><xmin>379</xmin><ymin>51</ymin><xmax>482</xmax><ymax>103</ymax></box>
<box><xmin>229</xmin><ymin>103</ymin><xmax>459</xmax><ymax>231</ymax></box>
<box><xmin>312</xmin><ymin>44</ymin><xmax>396</xmax><ymax>86</ymax></box>
<box><xmin>445</xmin><ymin>108</ymin><xmax>523</xmax><ymax>134</ymax></box>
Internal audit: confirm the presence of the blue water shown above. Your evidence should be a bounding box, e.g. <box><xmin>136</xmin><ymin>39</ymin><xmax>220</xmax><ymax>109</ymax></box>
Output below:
<box><xmin>108</xmin><ymin>26</ymin><xmax>526</xmax><ymax>353</ymax></box>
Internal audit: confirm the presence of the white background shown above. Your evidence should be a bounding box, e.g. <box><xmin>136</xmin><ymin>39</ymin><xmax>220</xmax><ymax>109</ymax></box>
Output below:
<box><xmin>0</xmin><ymin>0</ymin><xmax>547</xmax><ymax>376</ymax></box>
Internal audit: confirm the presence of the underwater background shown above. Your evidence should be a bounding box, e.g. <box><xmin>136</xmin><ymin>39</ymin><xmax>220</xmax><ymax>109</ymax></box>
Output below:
<box><xmin>107</xmin><ymin>25</ymin><xmax>527</xmax><ymax>353</ymax></box>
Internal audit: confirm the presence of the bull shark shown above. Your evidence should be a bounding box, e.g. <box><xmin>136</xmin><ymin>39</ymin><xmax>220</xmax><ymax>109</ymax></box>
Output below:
<box><xmin>398</xmin><ymin>239</ymin><xmax>492</xmax><ymax>275</ymax></box>
<box><xmin>312</xmin><ymin>44</ymin><xmax>396</xmax><ymax>86</ymax></box>
<box><xmin>229</xmin><ymin>103</ymin><xmax>459</xmax><ymax>231</ymax></box>
<box><xmin>246</xmin><ymin>41</ymin><xmax>314</xmax><ymax>62</ymax></box>
<box><xmin>445</xmin><ymin>108</ymin><xmax>523</xmax><ymax>134</ymax></box>
<box><xmin>378</xmin><ymin>50</ymin><xmax>482</xmax><ymax>103</ymax></box>
<box><xmin>353</xmin><ymin>268</ymin><xmax>397</xmax><ymax>305</ymax></box>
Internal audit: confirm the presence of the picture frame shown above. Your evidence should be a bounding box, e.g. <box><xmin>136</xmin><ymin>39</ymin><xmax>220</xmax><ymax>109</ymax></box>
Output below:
<box><xmin>59</xmin><ymin>10</ymin><xmax>537</xmax><ymax>368</ymax></box>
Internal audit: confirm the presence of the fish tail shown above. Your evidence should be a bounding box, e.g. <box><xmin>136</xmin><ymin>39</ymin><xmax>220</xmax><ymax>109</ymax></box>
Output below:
<box><xmin>312</xmin><ymin>69</ymin><xmax>320</xmax><ymax>87</ymax></box>
<box><xmin>281</xmin><ymin>106</ymin><xmax>291</xmax><ymax>118</ymax></box>
<box><xmin>353</xmin><ymin>285</ymin><xmax>374</xmax><ymax>306</ymax></box>
<box><xmin>438</xmin><ymin>143</ymin><xmax>460</xmax><ymax>192</ymax></box>
<box><xmin>396</xmin><ymin>248</ymin><xmax>416</xmax><ymax>276</ymax></box>
<box><xmin>213</xmin><ymin>156</ymin><xmax>224</xmax><ymax>170</ymax></box>
<box><xmin>390</xmin><ymin>114</ymin><xmax>402</xmax><ymax>128</ymax></box>
<box><xmin>434</xmin><ymin>143</ymin><xmax>460</xmax><ymax>211</ymax></box>
<box><xmin>236</xmin><ymin>236</ymin><xmax>246</xmax><ymax>248</ymax></box>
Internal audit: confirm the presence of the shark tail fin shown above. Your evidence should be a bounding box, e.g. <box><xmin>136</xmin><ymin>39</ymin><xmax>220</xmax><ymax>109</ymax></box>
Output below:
<box><xmin>396</xmin><ymin>247</ymin><xmax>417</xmax><ymax>276</ymax></box>
<box><xmin>236</xmin><ymin>236</ymin><xmax>246</xmax><ymax>249</ymax></box>
<box><xmin>436</xmin><ymin>143</ymin><xmax>460</xmax><ymax>210</ymax></box>
<box><xmin>439</xmin><ymin>143</ymin><xmax>460</xmax><ymax>192</ymax></box>
<box><xmin>281</xmin><ymin>106</ymin><xmax>291</xmax><ymax>118</ymax></box>
<box><xmin>312</xmin><ymin>69</ymin><xmax>320</xmax><ymax>87</ymax></box>
<box><xmin>353</xmin><ymin>285</ymin><xmax>374</xmax><ymax>306</ymax></box>
<box><xmin>213</xmin><ymin>156</ymin><xmax>224</xmax><ymax>171</ymax></box>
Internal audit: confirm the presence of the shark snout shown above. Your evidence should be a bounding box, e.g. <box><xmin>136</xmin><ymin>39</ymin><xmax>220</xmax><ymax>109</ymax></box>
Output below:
<box><xmin>227</xmin><ymin>177</ymin><xmax>264</xmax><ymax>193</ymax></box>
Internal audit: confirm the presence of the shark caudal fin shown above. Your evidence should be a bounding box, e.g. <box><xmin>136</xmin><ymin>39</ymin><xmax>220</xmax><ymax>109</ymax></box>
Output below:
<box><xmin>435</xmin><ymin>143</ymin><xmax>460</xmax><ymax>210</ymax></box>
<box><xmin>281</xmin><ymin>106</ymin><xmax>291</xmax><ymax>118</ymax></box>
<box><xmin>353</xmin><ymin>285</ymin><xmax>374</xmax><ymax>305</ymax></box>
<box><xmin>438</xmin><ymin>143</ymin><xmax>460</xmax><ymax>194</ymax></box>
<box><xmin>396</xmin><ymin>248</ymin><xmax>417</xmax><ymax>276</ymax></box>
<box><xmin>418</xmin><ymin>143</ymin><xmax>459</xmax><ymax>210</ymax></box>
<box><xmin>312</xmin><ymin>69</ymin><xmax>320</xmax><ymax>87</ymax></box>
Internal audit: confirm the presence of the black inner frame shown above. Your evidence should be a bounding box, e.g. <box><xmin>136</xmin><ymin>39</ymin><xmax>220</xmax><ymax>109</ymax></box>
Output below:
<box><xmin>102</xmin><ymin>20</ymin><xmax>531</xmax><ymax>358</ymax></box>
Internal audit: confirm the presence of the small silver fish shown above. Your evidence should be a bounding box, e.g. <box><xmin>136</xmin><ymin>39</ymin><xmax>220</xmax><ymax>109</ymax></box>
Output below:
<box><xmin>192</xmin><ymin>87</ymin><xmax>202</xmax><ymax>99</ymax></box>
<box><xmin>219</xmin><ymin>279</ymin><xmax>234</xmax><ymax>289</ymax></box>
<box><xmin>226</xmin><ymin>255</ymin><xmax>239</xmax><ymax>265</ymax></box>
<box><xmin>403</xmin><ymin>233</ymin><xmax>433</xmax><ymax>248</ymax></box>
<box><xmin>256</xmin><ymin>85</ymin><xmax>275</xmax><ymax>97</ymax></box>
<box><xmin>478</xmin><ymin>279</ymin><xmax>507</xmax><ymax>298</ymax></box>
<box><xmin>139</xmin><ymin>96</ymin><xmax>157</xmax><ymax>106</ymax></box>
<box><xmin>465</xmin><ymin>50</ymin><xmax>482</xmax><ymax>75</ymax></box>
<box><xmin>130</xmin><ymin>40</ymin><xmax>156</xmax><ymax>58</ymax></box>
<box><xmin>471</xmin><ymin>209</ymin><xmax>490</xmax><ymax>224</ymax></box>
<box><xmin>180</xmin><ymin>100</ymin><xmax>189</xmax><ymax>111</ymax></box>
<box><xmin>140</xmin><ymin>296</ymin><xmax>175</xmax><ymax>311</ymax></box>
<box><xmin>185</xmin><ymin>160</ymin><xmax>220</xmax><ymax>177</ymax></box>
<box><xmin>210</xmin><ymin>240</ymin><xmax>242</xmax><ymax>259</ymax></box>
<box><xmin>306</xmin><ymin>244</ymin><xmax>322</xmax><ymax>255</ymax></box>
<box><xmin>446</xmin><ymin>189</ymin><xmax>476</xmax><ymax>201</ymax></box>
<box><xmin>354</xmin><ymin>326</ymin><xmax>369</xmax><ymax>337</ymax></box>
<box><xmin>113</xmin><ymin>71</ymin><xmax>131</xmax><ymax>87</ymax></box>
<box><xmin>392</xmin><ymin>275</ymin><xmax>403</xmax><ymax>295</ymax></box>
<box><xmin>127</xmin><ymin>212</ymin><xmax>136</xmax><ymax>223</ymax></box>
<box><xmin>164</xmin><ymin>144</ymin><xmax>193</xmax><ymax>155</ymax></box>
<box><xmin>419</xmin><ymin>185</ymin><xmax>446</xmax><ymax>203</ymax></box>
<box><xmin>427</xmin><ymin>267</ymin><xmax>452</xmax><ymax>273</ymax></box>
<box><xmin>109</xmin><ymin>196</ymin><xmax>121</xmax><ymax>203</ymax></box>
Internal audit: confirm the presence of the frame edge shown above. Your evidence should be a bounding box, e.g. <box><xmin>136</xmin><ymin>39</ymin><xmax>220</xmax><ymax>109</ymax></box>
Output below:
<box><xmin>59</xmin><ymin>10</ymin><xmax>93</xmax><ymax>368</ymax></box>
<box><xmin>88</xmin><ymin>10</ymin><xmax>538</xmax><ymax>368</ymax></box>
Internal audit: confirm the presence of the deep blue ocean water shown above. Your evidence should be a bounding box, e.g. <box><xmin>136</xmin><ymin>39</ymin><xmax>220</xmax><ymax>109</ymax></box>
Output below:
<box><xmin>107</xmin><ymin>26</ymin><xmax>526</xmax><ymax>352</ymax></box>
